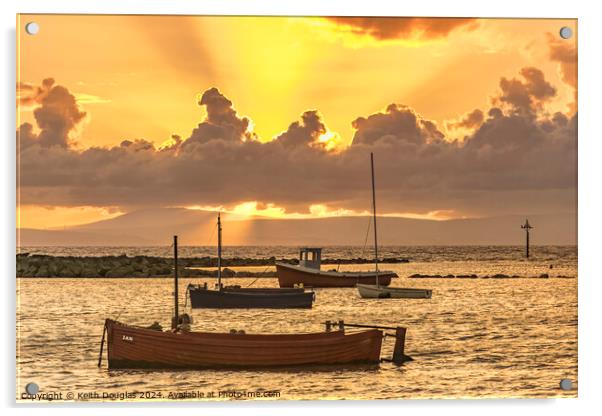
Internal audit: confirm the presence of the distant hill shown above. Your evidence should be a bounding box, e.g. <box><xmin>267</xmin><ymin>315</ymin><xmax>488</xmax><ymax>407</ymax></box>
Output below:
<box><xmin>17</xmin><ymin>208</ymin><xmax>576</xmax><ymax>246</ymax></box>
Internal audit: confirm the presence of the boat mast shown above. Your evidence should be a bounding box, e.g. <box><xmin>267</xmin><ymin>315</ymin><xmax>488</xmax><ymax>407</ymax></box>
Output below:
<box><xmin>370</xmin><ymin>152</ymin><xmax>380</xmax><ymax>287</ymax></box>
<box><xmin>173</xmin><ymin>235</ymin><xmax>178</xmax><ymax>330</ymax></box>
<box><xmin>217</xmin><ymin>212</ymin><xmax>222</xmax><ymax>290</ymax></box>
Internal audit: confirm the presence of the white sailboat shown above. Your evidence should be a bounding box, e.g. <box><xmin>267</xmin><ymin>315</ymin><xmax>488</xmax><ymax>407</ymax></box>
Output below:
<box><xmin>356</xmin><ymin>153</ymin><xmax>433</xmax><ymax>299</ymax></box>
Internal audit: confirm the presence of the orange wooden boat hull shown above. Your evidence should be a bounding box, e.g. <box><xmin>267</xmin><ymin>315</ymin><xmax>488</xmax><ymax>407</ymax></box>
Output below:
<box><xmin>105</xmin><ymin>319</ymin><xmax>383</xmax><ymax>369</ymax></box>
<box><xmin>276</xmin><ymin>263</ymin><xmax>396</xmax><ymax>288</ymax></box>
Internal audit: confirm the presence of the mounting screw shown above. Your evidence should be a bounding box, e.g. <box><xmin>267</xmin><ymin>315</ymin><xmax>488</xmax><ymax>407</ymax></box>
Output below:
<box><xmin>25</xmin><ymin>382</ymin><xmax>39</xmax><ymax>395</ymax></box>
<box><xmin>559</xmin><ymin>379</ymin><xmax>573</xmax><ymax>390</ymax></box>
<box><xmin>25</xmin><ymin>22</ymin><xmax>40</xmax><ymax>35</ymax></box>
<box><xmin>559</xmin><ymin>27</ymin><xmax>573</xmax><ymax>40</ymax></box>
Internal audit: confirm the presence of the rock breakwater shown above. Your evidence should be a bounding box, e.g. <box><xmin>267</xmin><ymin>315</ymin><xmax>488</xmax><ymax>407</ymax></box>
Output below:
<box><xmin>16</xmin><ymin>253</ymin><xmax>409</xmax><ymax>278</ymax></box>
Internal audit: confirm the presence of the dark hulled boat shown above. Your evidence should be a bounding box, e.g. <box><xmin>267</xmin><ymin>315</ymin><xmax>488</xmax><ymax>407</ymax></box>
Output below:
<box><xmin>276</xmin><ymin>248</ymin><xmax>397</xmax><ymax>288</ymax></box>
<box><xmin>188</xmin><ymin>284</ymin><xmax>314</xmax><ymax>309</ymax></box>
<box><xmin>188</xmin><ymin>213</ymin><xmax>315</xmax><ymax>308</ymax></box>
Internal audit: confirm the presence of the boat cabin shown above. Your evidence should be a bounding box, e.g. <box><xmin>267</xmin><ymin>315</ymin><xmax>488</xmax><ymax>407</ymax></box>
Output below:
<box><xmin>299</xmin><ymin>247</ymin><xmax>322</xmax><ymax>270</ymax></box>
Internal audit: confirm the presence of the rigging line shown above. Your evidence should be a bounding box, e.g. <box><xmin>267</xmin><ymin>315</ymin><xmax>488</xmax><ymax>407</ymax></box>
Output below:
<box><xmin>198</xmin><ymin>221</ymin><xmax>218</xmax><ymax>260</ymax></box>
<box><xmin>114</xmin><ymin>307</ymin><xmax>127</xmax><ymax>322</ymax></box>
<box><xmin>348</xmin><ymin>214</ymin><xmax>372</xmax><ymax>276</ymax></box>
<box><xmin>206</xmin><ymin>221</ymin><xmax>217</xmax><ymax>247</ymax></box>
<box><xmin>245</xmin><ymin>264</ymin><xmax>271</xmax><ymax>287</ymax></box>
<box><xmin>360</xmin><ymin>214</ymin><xmax>372</xmax><ymax>258</ymax></box>
<box><xmin>339</xmin><ymin>216</ymin><xmax>372</xmax><ymax>272</ymax></box>
<box><xmin>245</xmin><ymin>275</ymin><xmax>260</xmax><ymax>288</ymax></box>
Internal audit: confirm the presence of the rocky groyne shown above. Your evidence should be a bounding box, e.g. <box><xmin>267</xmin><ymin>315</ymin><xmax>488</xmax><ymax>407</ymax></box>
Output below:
<box><xmin>16</xmin><ymin>253</ymin><xmax>409</xmax><ymax>278</ymax></box>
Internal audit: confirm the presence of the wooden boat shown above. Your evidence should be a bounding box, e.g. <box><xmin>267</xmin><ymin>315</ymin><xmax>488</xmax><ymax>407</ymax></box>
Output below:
<box><xmin>102</xmin><ymin>318</ymin><xmax>388</xmax><ymax>369</ymax></box>
<box><xmin>357</xmin><ymin>284</ymin><xmax>432</xmax><ymax>299</ymax></box>
<box><xmin>188</xmin><ymin>213</ymin><xmax>315</xmax><ymax>308</ymax></box>
<box><xmin>277</xmin><ymin>261</ymin><xmax>396</xmax><ymax>288</ymax></box>
<box><xmin>356</xmin><ymin>153</ymin><xmax>433</xmax><ymax>300</ymax></box>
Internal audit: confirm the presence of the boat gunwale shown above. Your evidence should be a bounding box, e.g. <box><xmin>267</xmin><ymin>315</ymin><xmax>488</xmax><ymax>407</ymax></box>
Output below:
<box><xmin>106</xmin><ymin>319</ymin><xmax>382</xmax><ymax>341</ymax></box>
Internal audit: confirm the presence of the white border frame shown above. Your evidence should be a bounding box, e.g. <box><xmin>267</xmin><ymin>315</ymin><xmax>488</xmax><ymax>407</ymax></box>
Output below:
<box><xmin>3</xmin><ymin>1</ymin><xmax>601</xmax><ymax>415</ymax></box>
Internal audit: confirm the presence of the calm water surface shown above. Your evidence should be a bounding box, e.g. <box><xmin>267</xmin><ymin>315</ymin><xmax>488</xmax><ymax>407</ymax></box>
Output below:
<box><xmin>16</xmin><ymin>246</ymin><xmax>577</xmax><ymax>401</ymax></box>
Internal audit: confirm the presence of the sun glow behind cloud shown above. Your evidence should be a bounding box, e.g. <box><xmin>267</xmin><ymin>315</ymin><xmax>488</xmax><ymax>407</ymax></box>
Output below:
<box><xmin>315</xmin><ymin>131</ymin><xmax>344</xmax><ymax>151</ymax></box>
<box><xmin>184</xmin><ymin>201</ymin><xmax>454</xmax><ymax>221</ymax></box>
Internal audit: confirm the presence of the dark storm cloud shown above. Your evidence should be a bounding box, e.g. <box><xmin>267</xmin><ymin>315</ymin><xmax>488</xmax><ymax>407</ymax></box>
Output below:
<box><xmin>548</xmin><ymin>34</ymin><xmax>577</xmax><ymax>113</ymax></box>
<box><xmin>351</xmin><ymin>104</ymin><xmax>445</xmax><ymax>146</ymax></box>
<box><xmin>17</xmin><ymin>69</ymin><xmax>576</xmax><ymax>217</ymax></box>
<box><xmin>548</xmin><ymin>36</ymin><xmax>577</xmax><ymax>90</ymax></box>
<box><xmin>183</xmin><ymin>87</ymin><xmax>257</xmax><ymax>148</ymax></box>
<box><xmin>18</xmin><ymin>78</ymin><xmax>87</xmax><ymax>149</ymax></box>
<box><xmin>496</xmin><ymin>67</ymin><xmax>556</xmax><ymax>117</ymax></box>
<box><xmin>17</xmin><ymin>77</ymin><xmax>55</xmax><ymax>106</ymax></box>
<box><xmin>275</xmin><ymin>110</ymin><xmax>327</xmax><ymax>148</ymax></box>
<box><xmin>446</xmin><ymin>109</ymin><xmax>484</xmax><ymax>131</ymax></box>
<box><xmin>351</xmin><ymin>109</ymin><xmax>575</xmax><ymax>216</ymax></box>
<box><xmin>326</xmin><ymin>17</ymin><xmax>477</xmax><ymax>40</ymax></box>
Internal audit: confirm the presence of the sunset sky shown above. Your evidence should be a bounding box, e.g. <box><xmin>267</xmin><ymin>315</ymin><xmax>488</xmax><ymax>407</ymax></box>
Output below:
<box><xmin>16</xmin><ymin>15</ymin><xmax>577</xmax><ymax>231</ymax></box>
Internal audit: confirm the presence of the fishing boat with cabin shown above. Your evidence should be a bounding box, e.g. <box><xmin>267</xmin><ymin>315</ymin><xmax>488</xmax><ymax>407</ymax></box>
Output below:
<box><xmin>276</xmin><ymin>247</ymin><xmax>397</xmax><ymax>288</ymax></box>
<box><xmin>188</xmin><ymin>214</ymin><xmax>315</xmax><ymax>308</ymax></box>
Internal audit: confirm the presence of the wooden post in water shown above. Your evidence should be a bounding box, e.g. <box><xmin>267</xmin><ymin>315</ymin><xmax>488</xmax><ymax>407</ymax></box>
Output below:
<box><xmin>370</xmin><ymin>152</ymin><xmax>380</xmax><ymax>287</ymax></box>
<box><xmin>172</xmin><ymin>235</ymin><xmax>179</xmax><ymax>330</ymax></box>
<box><xmin>521</xmin><ymin>219</ymin><xmax>533</xmax><ymax>258</ymax></box>
<box><xmin>391</xmin><ymin>327</ymin><xmax>407</xmax><ymax>365</ymax></box>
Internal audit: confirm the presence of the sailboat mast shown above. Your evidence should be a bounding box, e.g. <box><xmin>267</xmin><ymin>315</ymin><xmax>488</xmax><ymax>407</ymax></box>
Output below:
<box><xmin>217</xmin><ymin>212</ymin><xmax>222</xmax><ymax>290</ymax></box>
<box><xmin>370</xmin><ymin>152</ymin><xmax>380</xmax><ymax>287</ymax></box>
